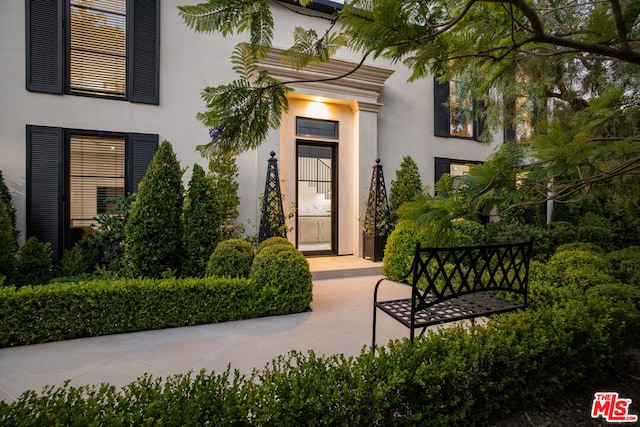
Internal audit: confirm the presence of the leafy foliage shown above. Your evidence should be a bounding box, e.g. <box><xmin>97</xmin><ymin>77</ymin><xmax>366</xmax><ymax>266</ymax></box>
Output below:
<box><xmin>124</xmin><ymin>141</ymin><xmax>184</xmax><ymax>278</ymax></box>
<box><xmin>182</xmin><ymin>164</ymin><xmax>220</xmax><ymax>278</ymax></box>
<box><xmin>10</xmin><ymin>237</ymin><xmax>53</xmax><ymax>287</ymax></box>
<box><xmin>92</xmin><ymin>193</ymin><xmax>136</xmax><ymax>272</ymax></box>
<box><xmin>0</xmin><ymin>171</ymin><xmax>18</xmax><ymax>281</ymax></box>
<box><xmin>207</xmin><ymin>147</ymin><xmax>242</xmax><ymax>240</ymax></box>
<box><xmin>389</xmin><ymin>156</ymin><xmax>422</xmax><ymax>224</ymax></box>
<box><xmin>249</xmin><ymin>244</ymin><xmax>312</xmax><ymax>315</ymax></box>
<box><xmin>205</xmin><ymin>238</ymin><xmax>255</xmax><ymax>279</ymax></box>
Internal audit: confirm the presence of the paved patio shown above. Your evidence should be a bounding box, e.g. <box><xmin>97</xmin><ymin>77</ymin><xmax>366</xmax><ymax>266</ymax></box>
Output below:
<box><xmin>0</xmin><ymin>257</ymin><xmax>411</xmax><ymax>402</ymax></box>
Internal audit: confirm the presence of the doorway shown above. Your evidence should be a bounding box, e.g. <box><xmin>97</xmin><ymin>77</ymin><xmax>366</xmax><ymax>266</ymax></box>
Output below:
<box><xmin>296</xmin><ymin>142</ymin><xmax>338</xmax><ymax>255</ymax></box>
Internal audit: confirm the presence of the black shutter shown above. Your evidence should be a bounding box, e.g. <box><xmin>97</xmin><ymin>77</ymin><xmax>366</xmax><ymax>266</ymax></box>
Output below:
<box><xmin>25</xmin><ymin>0</ymin><xmax>63</xmax><ymax>93</ymax></box>
<box><xmin>434</xmin><ymin>157</ymin><xmax>450</xmax><ymax>184</ymax></box>
<box><xmin>474</xmin><ymin>99</ymin><xmax>486</xmax><ymax>142</ymax></box>
<box><xmin>503</xmin><ymin>98</ymin><xmax>516</xmax><ymax>141</ymax></box>
<box><xmin>26</xmin><ymin>125</ymin><xmax>64</xmax><ymax>261</ymax></box>
<box><xmin>434</xmin><ymin>78</ymin><xmax>450</xmax><ymax>137</ymax></box>
<box><xmin>127</xmin><ymin>0</ymin><xmax>160</xmax><ymax>105</ymax></box>
<box><xmin>126</xmin><ymin>133</ymin><xmax>159</xmax><ymax>193</ymax></box>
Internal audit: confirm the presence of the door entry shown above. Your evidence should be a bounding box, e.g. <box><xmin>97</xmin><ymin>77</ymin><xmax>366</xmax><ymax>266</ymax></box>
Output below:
<box><xmin>297</xmin><ymin>143</ymin><xmax>337</xmax><ymax>255</ymax></box>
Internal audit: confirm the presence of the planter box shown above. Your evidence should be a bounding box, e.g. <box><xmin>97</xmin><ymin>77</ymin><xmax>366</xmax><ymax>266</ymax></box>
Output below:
<box><xmin>363</xmin><ymin>234</ymin><xmax>387</xmax><ymax>262</ymax></box>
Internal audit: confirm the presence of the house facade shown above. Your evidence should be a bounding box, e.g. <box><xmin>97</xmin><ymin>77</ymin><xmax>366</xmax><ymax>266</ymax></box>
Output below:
<box><xmin>0</xmin><ymin>0</ymin><xmax>503</xmax><ymax>261</ymax></box>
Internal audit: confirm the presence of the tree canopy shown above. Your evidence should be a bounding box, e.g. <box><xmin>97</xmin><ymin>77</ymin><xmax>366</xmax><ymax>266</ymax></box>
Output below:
<box><xmin>179</xmin><ymin>0</ymin><xmax>640</xmax><ymax>220</ymax></box>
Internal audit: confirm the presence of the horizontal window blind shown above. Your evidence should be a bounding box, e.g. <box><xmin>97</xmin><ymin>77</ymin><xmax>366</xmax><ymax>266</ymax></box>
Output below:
<box><xmin>70</xmin><ymin>0</ymin><xmax>126</xmax><ymax>97</ymax></box>
<box><xmin>70</xmin><ymin>135</ymin><xmax>125</xmax><ymax>227</ymax></box>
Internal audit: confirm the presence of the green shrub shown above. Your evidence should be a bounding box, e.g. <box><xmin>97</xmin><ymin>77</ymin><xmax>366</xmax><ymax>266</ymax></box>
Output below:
<box><xmin>544</xmin><ymin>249</ymin><xmax>616</xmax><ymax>290</ymax></box>
<box><xmin>92</xmin><ymin>193</ymin><xmax>135</xmax><ymax>272</ymax></box>
<box><xmin>608</xmin><ymin>246</ymin><xmax>640</xmax><ymax>285</ymax></box>
<box><xmin>389</xmin><ymin>156</ymin><xmax>422</xmax><ymax>223</ymax></box>
<box><xmin>182</xmin><ymin>164</ymin><xmax>221</xmax><ymax>278</ymax></box>
<box><xmin>206</xmin><ymin>238</ymin><xmax>254</xmax><ymax>279</ymax></box>
<box><xmin>10</xmin><ymin>237</ymin><xmax>53</xmax><ymax>287</ymax></box>
<box><xmin>208</xmin><ymin>148</ymin><xmax>241</xmax><ymax>241</ymax></box>
<box><xmin>555</xmin><ymin>242</ymin><xmax>604</xmax><ymax>254</ymax></box>
<box><xmin>249</xmin><ymin>244</ymin><xmax>312</xmax><ymax>315</ymax></box>
<box><xmin>0</xmin><ymin>277</ymin><xmax>257</xmax><ymax>347</ymax></box>
<box><xmin>124</xmin><ymin>141</ymin><xmax>184</xmax><ymax>278</ymax></box>
<box><xmin>58</xmin><ymin>229</ymin><xmax>100</xmax><ymax>277</ymax></box>
<box><xmin>0</xmin><ymin>171</ymin><xmax>17</xmax><ymax>281</ymax></box>
<box><xmin>575</xmin><ymin>212</ymin><xmax>614</xmax><ymax>251</ymax></box>
<box><xmin>549</xmin><ymin>220</ymin><xmax>576</xmax><ymax>247</ymax></box>
<box><xmin>1</xmin><ymin>286</ymin><xmax>637</xmax><ymax>425</ymax></box>
<box><xmin>486</xmin><ymin>221</ymin><xmax>551</xmax><ymax>260</ymax></box>
<box><xmin>382</xmin><ymin>221</ymin><xmax>426</xmax><ymax>280</ymax></box>
<box><xmin>256</xmin><ymin>236</ymin><xmax>292</xmax><ymax>254</ymax></box>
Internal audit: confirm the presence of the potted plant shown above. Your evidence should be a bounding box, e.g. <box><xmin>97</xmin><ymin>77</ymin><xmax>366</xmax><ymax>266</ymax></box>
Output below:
<box><xmin>363</xmin><ymin>159</ymin><xmax>392</xmax><ymax>262</ymax></box>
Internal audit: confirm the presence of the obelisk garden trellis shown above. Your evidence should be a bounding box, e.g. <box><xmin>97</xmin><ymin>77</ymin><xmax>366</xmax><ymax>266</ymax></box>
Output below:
<box><xmin>259</xmin><ymin>151</ymin><xmax>286</xmax><ymax>243</ymax></box>
<box><xmin>363</xmin><ymin>158</ymin><xmax>391</xmax><ymax>262</ymax></box>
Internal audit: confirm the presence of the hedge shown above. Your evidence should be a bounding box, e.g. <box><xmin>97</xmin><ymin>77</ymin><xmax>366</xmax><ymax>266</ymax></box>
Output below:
<box><xmin>0</xmin><ymin>285</ymin><xmax>638</xmax><ymax>426</ymax></box>
<box><xmin>0</xmin><ymin>277</ymin><xmax>289</xmax><ymax>348</ymax></box>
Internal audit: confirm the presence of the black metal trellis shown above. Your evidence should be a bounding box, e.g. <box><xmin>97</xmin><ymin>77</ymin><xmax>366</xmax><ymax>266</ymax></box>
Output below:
<box><xmin>259</xmin><ymin>151</ymin><xmax>286</xmax><ymax>243</ymax></box>
<box><xmin>363</xmin><ymin>158</ymin><xmax>391</xmax><ymax>261</ymax></box>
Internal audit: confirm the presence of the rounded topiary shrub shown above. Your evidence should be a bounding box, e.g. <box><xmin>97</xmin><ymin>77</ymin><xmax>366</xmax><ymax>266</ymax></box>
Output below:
<box><xmin>608</xmin><ymin>246</ymin><xmax>640</xmax><ymax>285</ymax></box>
<box><xmin>249</xmin><ymin>244</ymin><xmax>312</xmax><ymax>315</ymax></box>
<box><xmin>206</xmin><ymin>238</ymin><xmax>254</xmax><ymax>278</ymax></box>
<box><xmin>545</xmin><ymin>249</ymin><xmax>616</xmax><ymax>290</ymax></box>
<box><xmin>382</xmin><ymin>221</ymin><xmax>426</xmax><ymax>281</ymax></box>
<box><xmin>257</xmin><ymin>236</ymin><xmax>292</xmax><ymax>254</ymax></box>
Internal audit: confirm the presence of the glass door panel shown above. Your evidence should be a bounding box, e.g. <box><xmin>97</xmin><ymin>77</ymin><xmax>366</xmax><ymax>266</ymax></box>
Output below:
<box><xmin>297</xmin><ymin>143</ymin><xmax>335</xmax><ymax>254</ymax></box>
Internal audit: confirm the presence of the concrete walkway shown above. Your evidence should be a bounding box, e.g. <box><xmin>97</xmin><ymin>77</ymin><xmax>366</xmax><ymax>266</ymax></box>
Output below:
<box><xmin>0</xmin><ymin>258</ymin><xmax>411</xmax><ymax>402</ymax></box>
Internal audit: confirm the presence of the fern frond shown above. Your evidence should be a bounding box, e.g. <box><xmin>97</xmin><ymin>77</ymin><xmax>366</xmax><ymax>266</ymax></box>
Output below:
<box><xmin>281</xmin><ymin>27</ymin><xmax>347</xmax><ymax>69</ymax></box>
<box><xmin>231</xmin><ymin>43</ymin><xmax>258</xmax><ymax>82</ymax></box>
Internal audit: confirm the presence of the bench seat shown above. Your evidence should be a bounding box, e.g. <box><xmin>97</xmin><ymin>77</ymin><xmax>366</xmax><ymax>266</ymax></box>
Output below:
<box><xmin>373</xmin><ymin>240</ymin><xmax>533</xmax><ymax>348</ymax></box>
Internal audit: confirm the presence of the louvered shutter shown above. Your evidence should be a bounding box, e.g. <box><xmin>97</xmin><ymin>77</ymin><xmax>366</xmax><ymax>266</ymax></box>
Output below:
<box><xmin>26</xmin><ymin>0</ymin><xmax>63</xmax><ymax>94</ymax></box>
<box><xmin>127</xmin><ymin>0</ymin><xmax>160</xmax><ymax>105</ymax></box>
<box><xmin>434</xmin><ymin>78</ymin><xmax>450</xmax><ymax>137</ymax></box>
<box><xmin>126</xmin><ymin>133</ymin><xmax>159</xmax><ymax>193</ymax></box>
<box><xmin>434</xmin><ymin>157</ymin><xmax>450</xmax><ymax>185</ymax></box>
<box><xmin>26</xmin><ymin>126</ymin><xmax>64</xmax><ymax>261</ymax></box>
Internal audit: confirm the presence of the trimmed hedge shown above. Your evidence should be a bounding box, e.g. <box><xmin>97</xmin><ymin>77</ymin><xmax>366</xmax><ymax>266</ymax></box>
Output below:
<box><xmin>0</xmin><ymin>285</ymin><xmax>637</xmax><ymax>425</ymax></box>
<box><xmin>1</xmin><ymin>276</ymin><xmax>285</xmax><ymax>348</ymax></box>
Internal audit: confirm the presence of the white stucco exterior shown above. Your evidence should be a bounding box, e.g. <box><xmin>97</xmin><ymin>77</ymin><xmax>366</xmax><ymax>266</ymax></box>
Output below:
<box><xmin>0</xmin><ymin>0</ymin><xmax>502</xmax><ymax>258</ymax></box>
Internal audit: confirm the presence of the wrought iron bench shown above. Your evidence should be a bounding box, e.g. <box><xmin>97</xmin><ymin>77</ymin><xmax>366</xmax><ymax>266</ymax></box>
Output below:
<box><xmin>372</xmin><ymin>240</ymin><xmax>533</xmax><ymax>348</ymax></box>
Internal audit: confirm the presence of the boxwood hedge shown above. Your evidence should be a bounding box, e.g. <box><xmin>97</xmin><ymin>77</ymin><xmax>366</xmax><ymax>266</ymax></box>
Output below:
<box><xmin>0</xmin><ymin>276</ymin><xmax>295</xmax><ymax>348</ymax></box>
<box><xmin>0</xmin><ymin>282</ymin><xmax>638</xmax><ymax>426</ymax></box>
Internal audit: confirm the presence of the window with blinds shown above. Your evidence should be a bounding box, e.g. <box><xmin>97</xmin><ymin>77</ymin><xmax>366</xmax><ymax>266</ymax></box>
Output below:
<box><xmin>70</xmin><ymin>0</ymin><xmax>126</xmax><ymax>98</ymax></box>
<box><xmin>69</xmin><ymin>135</ymin><xmax>125</xmax><ymax>227</ymax></box>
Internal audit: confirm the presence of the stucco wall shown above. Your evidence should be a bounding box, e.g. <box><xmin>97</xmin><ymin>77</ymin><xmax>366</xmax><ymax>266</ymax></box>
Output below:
<box><xmin>1</xmin><ymin>0</ymin><xmax>501</xmax><ymax>253</ymax></box>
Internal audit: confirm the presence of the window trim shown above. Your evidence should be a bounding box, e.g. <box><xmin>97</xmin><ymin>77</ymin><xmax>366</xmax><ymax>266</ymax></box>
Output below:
<box><xmin>433</xmin><ymin>77</ymin><xmax>485</xmax><ymax>142</ymax></box>
<box><xmin>25</xmin><ymin>0</ymin><xmax>160</xmax><ymax>105</ymax></box>
<box><xmin>26</xmin><ymin>125</ymin><xmax>158</xmax><ymax>260</ymax></box>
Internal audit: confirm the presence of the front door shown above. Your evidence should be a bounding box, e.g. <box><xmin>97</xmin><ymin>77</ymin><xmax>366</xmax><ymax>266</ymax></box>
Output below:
<box><xmin>296</xmin><ymin>142</ymin><xmax>337</xmax><ymax>255</ymax></box>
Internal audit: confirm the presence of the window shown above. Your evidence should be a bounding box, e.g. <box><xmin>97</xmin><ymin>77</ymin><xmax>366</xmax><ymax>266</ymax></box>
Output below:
<box><xmin>434</xmin><ymin>78</ymin><xmax>484</xmax><ymax>141</ymax></box>
<box><xmin>26</xmin><ymin>125</ymin><xmax>158</xmax><ymax>260</ymax></box>
<box><xmin>434</xmin><ymin>157</ymin><xmax>482</xmax><ymax>190</ymax></box>
<box><xmin>296</xmin><ymin>118</ymin><xmax>339</xmax><ymax>139</ymax></box>
<box><xmin>26</xmin><ymin>0</ymin><xmax>159</xmax><ymax>104</ymax></box>
<box><xmin>70</xmin><ymin>135</ymin><xmax>125</xmax><ymax>227</ymax></box>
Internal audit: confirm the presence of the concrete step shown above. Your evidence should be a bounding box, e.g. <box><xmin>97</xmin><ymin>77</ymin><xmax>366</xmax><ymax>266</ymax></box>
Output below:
<box><xmin>306</xmin><ymin>255</ymin><xmax>383</xmax><ymax>280</ymax></box>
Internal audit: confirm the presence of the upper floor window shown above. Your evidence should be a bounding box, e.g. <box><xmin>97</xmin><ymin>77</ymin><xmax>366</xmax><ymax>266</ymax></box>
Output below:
<box><xmin>26</xmin><ymin>0</ymin><xmax>159</xmax><ymax>104</ymax></box>
<box><xmin>70</xmin><ymin>0</ymin><xmax>126</xmax><ymax>98</ymax></box>
<box><xmin>434</xmin><ymin>78</ymin><xmax>484</xmax><ymax>141</ymax></box>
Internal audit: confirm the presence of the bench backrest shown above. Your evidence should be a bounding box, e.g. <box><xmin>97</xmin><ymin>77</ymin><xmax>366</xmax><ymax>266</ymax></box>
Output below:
<box><xmin>409</xmin><ymin>240</ymin><xmax>533</xmax><ymax>306</ymax></box>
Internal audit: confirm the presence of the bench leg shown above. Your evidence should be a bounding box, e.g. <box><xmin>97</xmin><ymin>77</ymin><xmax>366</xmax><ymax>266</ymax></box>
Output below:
<box><xmin>372</xmin><ymin>305</ymin><xmax>378</xmax><ymax>351</ymax></box>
